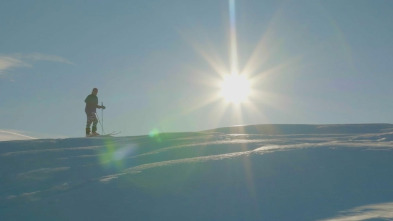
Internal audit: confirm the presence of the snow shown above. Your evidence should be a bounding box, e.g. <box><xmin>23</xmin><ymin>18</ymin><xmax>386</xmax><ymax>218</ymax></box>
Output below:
<box><xmin>1</xmin><ymin>124</ymin><xmax>393</xmax><ymax>221</ymax></box>
<box><xmin>0</xmin><ymin>130</ymin><xmax>36</xmax><ymax>141</ymax></box>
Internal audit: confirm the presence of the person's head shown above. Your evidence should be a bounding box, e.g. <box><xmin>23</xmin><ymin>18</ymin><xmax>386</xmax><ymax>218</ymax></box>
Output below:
<box><xmin>92</xmin><ymin>88</ymin><xmax>98</xmax><ymax>95</ymax></box>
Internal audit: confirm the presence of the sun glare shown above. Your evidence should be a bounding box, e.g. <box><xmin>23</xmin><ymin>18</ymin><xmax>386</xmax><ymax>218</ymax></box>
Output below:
<box><xmin>220</xmin><ymin>74</ymin><xmax>251</xmax><ymax>103</ymax></box>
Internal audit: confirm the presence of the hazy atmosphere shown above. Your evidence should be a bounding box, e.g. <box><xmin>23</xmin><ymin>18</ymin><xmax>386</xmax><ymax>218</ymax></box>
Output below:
<box><xmin>1</xmin><ymin>0</ymin><xmax>393</xmax><ymax>139</ymax></box>
<box><xmin>2</xmin><ymin>2</ymin><xmax>393</xmax><ymax>219</ymax></box>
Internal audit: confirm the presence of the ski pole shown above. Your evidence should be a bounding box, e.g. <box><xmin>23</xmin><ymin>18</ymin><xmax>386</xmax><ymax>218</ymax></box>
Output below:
<box><xmin>95</xmin><ymin>112</ymin><xmax>103</xmax><ymax>134</ymax></box>
<box><xmin>101</xmin><ymin>102</ymin><xmax>104</xmax><ymax>134</ymax></box>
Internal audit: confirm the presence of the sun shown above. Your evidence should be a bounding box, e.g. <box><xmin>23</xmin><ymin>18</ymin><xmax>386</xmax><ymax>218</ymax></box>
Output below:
<box><xmin>220</xmin><ymin>74</ymin><xmax>251</xmax><ymax>103</ymax></box>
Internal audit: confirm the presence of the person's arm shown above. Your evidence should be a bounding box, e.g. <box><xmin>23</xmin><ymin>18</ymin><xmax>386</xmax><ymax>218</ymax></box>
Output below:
<box><xmin>97</xmin><ymin>104</ymin><xmax>106</xmax><ymax>109</ymax></box>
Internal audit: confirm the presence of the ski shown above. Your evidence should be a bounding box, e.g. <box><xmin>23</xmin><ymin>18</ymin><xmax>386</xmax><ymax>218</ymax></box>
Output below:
<box><xmin>86</xmin><ymin>131</ymin><xmax>121</xmax><ymax>138</ymax></box>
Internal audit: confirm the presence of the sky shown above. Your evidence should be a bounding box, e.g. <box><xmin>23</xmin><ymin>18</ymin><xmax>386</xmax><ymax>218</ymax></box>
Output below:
<box><xmin>1</xmin><ymin>0</ymin><xmax>393</xmax><ymax>138</ymax></box>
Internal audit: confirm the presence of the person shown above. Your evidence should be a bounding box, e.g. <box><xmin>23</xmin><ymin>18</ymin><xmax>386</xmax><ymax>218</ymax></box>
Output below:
<box><xmin>84</xmin><ymin>88</ymin><xmax>105</xmax><ymax>136</ymax></box>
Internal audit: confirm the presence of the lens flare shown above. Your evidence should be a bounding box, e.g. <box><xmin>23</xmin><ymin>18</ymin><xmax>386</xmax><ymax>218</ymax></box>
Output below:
<box><xmin>98</xmin><ymin>139</ymin><xmax>136</xmax><ymax>170</ymax></box>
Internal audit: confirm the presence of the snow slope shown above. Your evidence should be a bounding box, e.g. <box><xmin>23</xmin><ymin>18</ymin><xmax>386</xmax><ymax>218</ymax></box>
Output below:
<box><xmin>1</xmin><ymin>124</ymin><xmax>393</xmax><ymax>221</ymax></box>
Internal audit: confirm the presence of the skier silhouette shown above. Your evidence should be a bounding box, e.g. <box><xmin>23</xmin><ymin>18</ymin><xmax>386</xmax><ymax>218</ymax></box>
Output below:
<box><xmin>84</xmin><ymin>88</ymin><xmax>105</xmax><ymax>136</ymax></box>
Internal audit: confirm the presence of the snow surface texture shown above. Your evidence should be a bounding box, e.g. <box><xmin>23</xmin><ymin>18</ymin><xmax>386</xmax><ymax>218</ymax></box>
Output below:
<box><xmin>1</xmin><ymin>124</ymin><xmax>393</xmax><ymax>221</ymax></box>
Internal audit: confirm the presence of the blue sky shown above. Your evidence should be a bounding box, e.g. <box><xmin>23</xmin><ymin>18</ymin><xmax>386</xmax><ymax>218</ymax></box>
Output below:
<box><xmin>1</xmin><ymin>0</ymin><xmax>393</xmax><ymax>138</ymax></box>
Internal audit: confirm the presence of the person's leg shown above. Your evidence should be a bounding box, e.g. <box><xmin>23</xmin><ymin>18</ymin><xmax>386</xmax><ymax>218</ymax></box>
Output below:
<box><xmin>92</xmin><ymin>114</ymin><xmax>99</xmax><ymax>135</ymax></box>
<box><xmin>86</xmin><ymin>113</ymin><xmax>95</xmax><ymax>135</ymax></box>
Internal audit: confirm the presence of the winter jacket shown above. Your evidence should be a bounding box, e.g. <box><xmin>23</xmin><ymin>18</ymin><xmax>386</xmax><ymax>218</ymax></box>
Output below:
<box><xmin>85</xmin><ymin>94</ymin><xmax>99</xmax><ymax>114</ymax></box>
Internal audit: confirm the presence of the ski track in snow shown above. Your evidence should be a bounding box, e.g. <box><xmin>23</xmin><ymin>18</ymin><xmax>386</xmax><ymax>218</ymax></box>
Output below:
<box><xmin>100</xmin><ymin>139</ymin><xmax>393</xmax><ymax>182</ymax></box>
<box><xmin>319</xmin><ymin>202</ymin><xmax>393</xmax><ymax>221</ymax></box>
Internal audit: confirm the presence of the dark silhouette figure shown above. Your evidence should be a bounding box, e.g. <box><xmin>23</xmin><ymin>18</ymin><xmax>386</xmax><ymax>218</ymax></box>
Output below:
<box><xmin>84</xmin><ymin>88</ymin><xmax>105</xmax><ymax>136</ymax></box>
